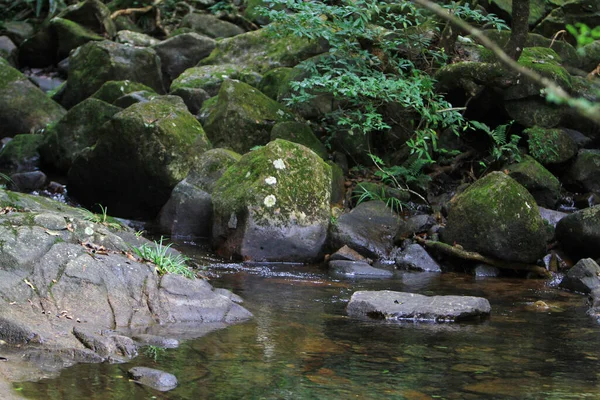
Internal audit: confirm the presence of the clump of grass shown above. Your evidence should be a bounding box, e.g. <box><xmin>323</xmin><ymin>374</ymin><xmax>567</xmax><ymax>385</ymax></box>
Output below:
<box><xmin>82</xmin><ymin>205</ymin><xmax>123</xmax><ymax>230</ymax></box>
<box><xmin>133</xmin><ymin>237</ymin><xmax>195</xmax><ymax>279</ymax></box>
<box><xmin>143</xmin><ymin>345</ymin><xmax>166</xmax><ymax>361</ymax></box>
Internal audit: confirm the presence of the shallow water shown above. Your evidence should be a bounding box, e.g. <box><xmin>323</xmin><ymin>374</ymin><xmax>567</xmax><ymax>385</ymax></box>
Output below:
<box><xmin>15</xmin><ymin>244</ymin><xmax>600</xmax><ymax>399</ymax></box>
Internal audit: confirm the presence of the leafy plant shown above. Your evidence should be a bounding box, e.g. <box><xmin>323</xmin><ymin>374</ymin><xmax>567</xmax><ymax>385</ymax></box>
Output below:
<box><xmin>470</xmin><ymin>121</ymin><xmax>521</xmax><ymax>167</ymax></box>
<box><xmin>369</xmin><ymin>153</ymin><xmax>430</xmax><ymax>199</ymax></box>
<box><xmin>133</xmin><ymin>237</ymin><xmax>195</xmax><ymax>279</ymax></box>
<box><xmin>353</xmin><ymin>183</ymin><xmax>406</xmax><ymax>214</ymax></box>
<box><xmin>446</xmin><ymin>2</ymin><xmax>508</xmax><ymax>31</ymax></box>
<box><xmin>143</xmin><ymin>345</ymin><xmax>165</xmax><ymax>361</ymax></box>
<box><xmin>82</xmin><ymin>205</ymin><xmax>123</xmax><ymax>231</ymax></box>
<box><xmin>209</xmin><ymin>0</ymin><xmax>236</xmax><ymax>15</ymax></box>
<box><xmin>566</xmin><ymin>23</ymin><xmax>600</xmax><ymax>49</ymax></box>
<box><xmin>525</xmin><ymin>127</ymin><xmax>560</xmax><ymax>164</ymax></box>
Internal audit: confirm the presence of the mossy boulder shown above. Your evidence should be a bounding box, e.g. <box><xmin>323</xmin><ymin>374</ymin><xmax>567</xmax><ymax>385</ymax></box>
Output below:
<box><xmin>115</xmin><ymin>30</ymin><xmax>160</xmax><ymax>47</ymax></box>
<box><xmin>68</xmin><ymin>96</ymin><xmax>212</xmax><ymax>219</ymax></box>
<box><xmin>0</xmin><ymin>62</ymin><xmax>66</xmax><ymax>138</ymax></box>
<box><xmin>0</xmin><ymin>134</ymin><xmax>44</xmax><ymax>172</ymax></box>
<box><xmin>170</xmin><ymin>64</ymin><xmax>261</xmax><ymax>97</ymax></box>
<box><xmin>504</xmin><ymin>98</ymin><xmax>564</xmax><ymax>128</ymax></box>
<box><xmin>50</xmin><ymin>18</ymin><xmax>104</xmax><ymax>59</ymax></box>
<box><xmin>556</xmin><ymin>205</ymin><xmax>600</xmax><ymax>259</ymax></box>
<box><xmin>534</xmin><ymin>1</ymin><xmax>600</xmax><ymax>41</ymax></box>
<box><xmin>151</xmin><ymin>33</ymin><xmax>216</xmax><ymax>83</ymax></box>
<box><xmin>441</xmin><ymin>171</ymin><xmax>547</xmax><ymax>263</ymax></box>
<box><xmin>203</xmin><ymin>80</ymin><xmax>295</xmax><ymax>153</ymax></box>
<box><xmin>525</xmin><ymin>126</ymin><xmax>578</xmax><ymax>164</ymax></box>
<box><xmin>113</xmin><ymin>90</ymin><xmax>157</xmax><ymax>108</ymax></box>
<box><xmin>180</xmin><ymin>13</ymin><xmax>245</xmax><ymax>39</ymax></box>
<box><xmin>2</xmin><ymin>21</ymin><xmax>35</xmax><ymax>46</ymax></box>
<box><xmin>485</xmin><ymin>0</ymin><xmax>549</xmax><ymax>26</ymax></box>
<box><xmin>39</xmin><ymin>98</ymin><xmax>121</xmax><ymax>173</ymax></box>
<box><xmin>169</xmin><ymin>87</ymin><xmax>210</xmax><ymax>115</ymax></box>
<box><xmin>270</xmin><ymin>121</ymin><xmax>327</xmax><ymax>159</ymax></box>
<box><xmin>211</xmin><ymin>139</ymin><xmax>332</xmax><ymax>262</ymax></box>
<box><xmin>157</xmin><ymin>148</ymin><xmax>241</xmax><ymax>239</ymax></box>
<box><xmin>91</xmin><ymin>80</ymin><xmax>156</xmax><ymax>104</ymax></box>
<box><xmin>199</xmin><ymin>28</ymin><xmax>327</xmax><ymax>74</ymax></box>
<box><xmin>564</xmin><ymin>149</ymin><xmax>600</xmax><ymax>193</ymax></box>
<box><xmin>61</xmin><ymin>40</ymin><xmax>165</xmax><ymax>109</ymax></box>
<box><xmin>57</xmin><ymin>0</ymin><xmax>116</xmax><ymax>38</ymax></box>
<box><xmin>507</xmin><ymin>155</ymin><xmax>561</xmax><ymax>208</ymax></box>
<box><xmin>580</xmin><ymin>40</ymin><xmax>600</xmax><ymax>72</ymax></box>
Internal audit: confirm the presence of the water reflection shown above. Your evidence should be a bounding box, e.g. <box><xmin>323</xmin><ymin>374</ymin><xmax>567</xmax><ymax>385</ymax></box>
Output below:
<box><xmin>15</xmin><ymin>256</ymin><xmax>600</xmax><ymax>399</ymax></box>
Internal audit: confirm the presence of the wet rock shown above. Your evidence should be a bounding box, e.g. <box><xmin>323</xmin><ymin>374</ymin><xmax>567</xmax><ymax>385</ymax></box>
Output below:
<box><xmin>556</xmin><ymin>205</ymin><xmax>600</xmax><ymax>260</ymax></box>
<box><xmin>203</xmin><ymin>80</ymin><xmax>295</xmax><ymax>154</ymax></box>
<box><xmin>329</xmin><ymin>201</ymin><xmax>401</xmax><ymax>259</ymax></box>
<box><xmin>507</xmin><ymin>155</ymin><xmax>561</xmax><ymax>208</ymax></box>
<box><xmin>564</xmin><ymin>150</ymin><xmax>600</xmax><ymax>193</ymax></box>
<box><xmin>474</xmin><ymin>264</ymin><xmax>501</xmax><ymax>277</ymax></box>
<box><xmin>539</xmin><ymin>207</ymin><xmax>567</xmax><ymax>228</ymax></box>
<box><xmin>0</xmin><ymin>60</ymin><xmax>66</xmax><ymax>138</ymax></box>
<box><xmin>68</xmin><ymin>96</ymin><xmax>212</xmax><ymax>219</ymax></box>
<box><xmin>346</xmin><ymin>291</ymin><xmax>491</xmax><ymax>322</ymax></box>
<box><xmin>180</xmin><ymin>13</ymin><xmax>245</xmax><ymax>39</ymax></box>
<box><xmin>558</xmin><ymin>258</ymin><xmax>600</xmax><ymax>294</ymax></box>
<box><xmin>8</xmin><ymin>171</ymin><xmax>47</xmax><ymax>193</ymax></box>
<box><xmin>329</xmin><ymin>260</ymin><xmax>393</xmax><ymax>277</ymax></box>
<box><xmin>132</xmin><ymin>334</ymin><xmax>179</xmax><ymax>349</ymax></box>
<box><xmin>157</xmin><ymin>148</ymin><xmax>240</xmax><ymax>239</ymax></box>
<box><xmin>39</xmin><ymin>98</ymin><xmax>121</xmax><ymax>174</ymax></box>
<box><xmin>60</xmin><ymin>40</ymin><xmax>165</xmax><ymax>109</ymax></box>
<box><xmin>128</xmin><ymin>367</ymin><xmax>177</xmax><ymax>391</ymax></box>
<box><xmin>395</xmin><ymin>214</ymin><xmax>436</xmax><ymax>242</ymax></box>
<box><xmin>441</xmin><ymin>172</ymin><xmax>547</xmax><ymax>263</ymax></box>
<box><xmin>395</xmin><ymin>244</ymin><xmax>442</xmax><ymax>272</ymax></box>
<box><xmin>212</xmin><ymin>140</ymin><xmax>331</xmax><ymax>262</ymax></box>
<box><xmin>0</xmin><ymin>134</ymin><xmax>44</xmax><ymax>172</ymax></box>
<box><xmin>73</xmin><ymin>327</ymin><xmax>137</xmax><ymax>360</ymax></box>
<box><xmin>330</xmin><ymin>245</ymin><xmax>369</xmax><ymax>263</ymax></box>
<box><xmin>152</xmin><ymin>33</ymin><xmax>216</xmax><ymax>83</ymax></box>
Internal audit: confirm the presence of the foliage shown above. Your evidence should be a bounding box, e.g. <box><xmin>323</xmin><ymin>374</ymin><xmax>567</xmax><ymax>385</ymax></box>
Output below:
<box><xmin>261</xmin><ymin>0</ymin><xmax>506</xmax><ymax>168</ymax></box>
<box><xmin>82</xmin><ymin>205</ymin><xmax>123</xmax><ymax>230</ymax></box>
<box><xmin>369</xmin><ymin>153</ymin><xmax>431</xmax><ymax>191</ymax></box>
<box><xmin>0</xmin><ymin>0</ymin><xmax>65</xmax><ymax>21</ymax></box>
<box><xmin>470</xmin><ymin>121</ymin><xmax>521</xmax><ymax>168</ymax></box>
<box><xmin>353</xmin><ymin>183</ymin><xmax>405</xmax><ymax>213</ymax></box>
<box><xmin>143</xmin><ymin>345</ymin><xmax>166</xmax><ymax>361</ymax></box>
<box><xmin>133</xmin><ymin>237</ymin><xmax>195</xmax><ymax>279</ymax></box>
<box><xmin>209</xmin><ymin>0</ymin><xmax>236</xmax><ymax>15</ymax></box>
<box><xmin>526</xmin><ymin>127</ymin><xmax>559</xmax><ymax>163</ymax></box>
<box><xmin>566</xmin><ymin>23</ymin><xmax>600</xmax><ymax>49</ymax></box>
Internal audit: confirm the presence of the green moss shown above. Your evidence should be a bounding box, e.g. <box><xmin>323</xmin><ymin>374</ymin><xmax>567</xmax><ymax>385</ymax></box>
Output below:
<box><xmin>51</xmin><ymin>18</ymin><xmax>104</xmax><ymax>58</ymax></box>
<box><xmin>270</xmin><ymin>121</ymin><xmax>327</xmax><ymax>159</ymax></box>
<box><xmin>0</xmin><ymin>134</ymin><xmax>44</xmax><ymax>167</ymax></box>
<box><xmin>91</xmin><ymin>80</ymin><xmax>155</xmax><ymax>104</ymax></box>
<box><xmin>518</xmin><ymin>47</ymin><xmax>571</xmax><ymax>90</ymax></box>
<box><xmin>169</xmin><ymin>64</ymin><xmax>256</xmax><ymax>96</ymax></box>
<box><xmin>213</xmin><ymin>139</ymin><xmax>331</xmax><ymax>227</ymax></box>
<box><xmin>525</xmin><ymin>126</ymin><xmax>577</xmax><ymax>164</ymax></box>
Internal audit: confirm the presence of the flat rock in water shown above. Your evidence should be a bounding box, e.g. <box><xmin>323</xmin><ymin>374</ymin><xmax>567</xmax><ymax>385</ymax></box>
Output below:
<box><xmin>329</xmin><ymin>260</ymin><xmax>393</xmax><ymax>277</ymax></box>
<box><xmin>346</xmin><ymin>291</ymin><xmax>491</xmax><ymax>322</ymax></box>
<box><xmin>128</xmin><ymin>367</ymin><xmax>177</xmax><ymax>391</ymax></box>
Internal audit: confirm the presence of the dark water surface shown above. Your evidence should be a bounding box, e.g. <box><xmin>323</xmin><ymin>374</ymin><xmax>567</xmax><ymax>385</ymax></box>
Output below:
<box><xmin>15</xmin><ymin>244</ymin><xmax>600</xmax><ymax>399</ymax></box>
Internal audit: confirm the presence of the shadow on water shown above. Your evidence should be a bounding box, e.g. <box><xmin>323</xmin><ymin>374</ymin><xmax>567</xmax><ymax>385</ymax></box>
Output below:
<box><xmin>14</xmin><ymin>242</ymin><xmax>600</xmax><ymax>399</ymax></box>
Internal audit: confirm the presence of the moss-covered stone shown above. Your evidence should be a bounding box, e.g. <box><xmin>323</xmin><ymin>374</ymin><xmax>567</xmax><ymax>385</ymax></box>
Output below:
<box><xmin>199</xmin><ymin>28</ymin><xmax>327</xmax><ymax>74</ymax></box>
<box><xmin>203</xmin><ymin>80</ymin><xmax>295</xmax><ymax>153</ymax></box>
<box><xmin>258</xmin><ymin>67</ymin><xmax>297</xmax><ymax>100</ymax></box>
<box><xmin>534</xmin><ymin>2</ymin><xmax>600</xmax><ymax>41</ymax></box>
<box><xmin>50</xmin><ymin>18</ymin><xmax>104</xmax><ymax>59</ymax></box>
<box><xmin>113</xmin><ymin>90</ymin><xmax>157</xmax><ymax>108</ymax></box>
<box><xmin>61</xmin><ymin>40</ymin><xmax>165</xmax><ymax>109</ymax></box>
<box><xmin>91</xmin><ymin>80</ymin><xmax>156</xmax><ymax>104</ymax></box>
<box><xmin>507</xmin><ymin>155</ymin><xmax>561</xmax><ymax>208</ymax></box>
<box><xmin>57</xmin><ymin>0</ymin><xmax>116</xmax><ymax>38</ymax></box>
<box><xmin>211</xmin><ymin>139</ymin><xmax>332</xmax><ymax>262</ymax></box>
<box><xmin>244</xmin><ymin>0</ymin><xmax>281</xmax><ymax>25</ymax></box>
<box><xmin>68</xmin><ymin>96</ymin><xmax>212</xmax><ymax>218</ymax></box>
<box><xmin>180</xmin><ymin>13</ymin><xmax>245</xmax><ymax>39</ymax></box>
<box><xmin>0</xmin><ymin>62</ymin><xmax>66</xmax><ymax>138</ymax></box>
<box><xmin>556</xmin><ymin>205</ymin><xmax>600</xmax><ymax>259</ymax></box>
<box><xmin>564</xmin><ymin>149</ymin><xmax>600</xmax><ymax>193</ymax></box>
<box><xmin>115</xmin><ymin>30</ymin><xmax>160</xmax><ymax>47</ymax></box>
<box><xmin>270</xmin><ymin>121</ymin><xmax>327</xmax><ymax>159</ymax></box>
<box><xmin>441</xmin><ymin>171</ymin><xmax>547</xmax><ymax>263</ymax></box>
<box><xmin>580</xmin><ymin>40</ymin><xmax>600</xmax><ymax>72</ymax></box>
<box><xmin>170</xmin><ymin>64</ymin><xmax>261</xmax><ymax>97</ymax></box>
<box><xmin>2</xmin><ymin>21</ymin><xmax>35</xmax><ymax>46</ymax></box>
<box><xmin>0</xmin><ymin>134</ymin><xmax>44</xmax><ymax>171</ymax></box>
<box><xmin>39</xmin><ymin>98</ymin><xmax>121</xmax><ymax>173</ymax></box>
<box><xmin>525</xmin><ymin>126</ymin><xmax>578</xmax><ymax>164</ymax></box>
<box><xmin>151</xmin><ymin>33</ymin><xmax>216</xmax><ymax>83</ymax></box>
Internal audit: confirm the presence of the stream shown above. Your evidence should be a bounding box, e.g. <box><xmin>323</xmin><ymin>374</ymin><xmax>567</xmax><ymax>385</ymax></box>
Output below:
<box><xmin>14</xmin><ymin>241</ymin><xmax>600</xmax><ymax>399</ymax></box>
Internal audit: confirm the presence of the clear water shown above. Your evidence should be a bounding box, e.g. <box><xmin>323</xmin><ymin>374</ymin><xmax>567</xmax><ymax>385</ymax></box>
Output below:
<box><xmin>14</xmin><ymin>245</ymin><xmax>600</xmax><ymax>399</ymax></box>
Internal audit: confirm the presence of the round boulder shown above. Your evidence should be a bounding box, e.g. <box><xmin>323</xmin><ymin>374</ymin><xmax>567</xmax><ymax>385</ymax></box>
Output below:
<box><xmin>556</xmin><ymin>205</ymin><xmax>600</xmax><ymax>260</ymax></box>
<box><xmin>441</xmin><ymin>171</ymin><xmax>547</xmax><ymax>263</ymax></box>
<box><xmin>211</xmin><ymin>139</ymin><xmax>331</xmax><ymax>262</ymax></box>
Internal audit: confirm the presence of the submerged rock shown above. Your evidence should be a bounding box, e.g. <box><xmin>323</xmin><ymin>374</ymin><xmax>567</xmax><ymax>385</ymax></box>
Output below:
<box><xmin>212</xmin><ymin>139</ymin><xmax>331</xmax><ymax>262</ymax></box>
<box><xmin>441</xmin><ymin>172</ymin><xmax>547</xmax><ymax>263</ymax></box>
<box><xmin>128</xmin><ymin>367</ymin><xmax>178</xmax><ymax>391</ymax></box>
<box><xmin>346</xmin><ymin>291</ymin><xmax>491</xmax><ymax>322</ymax></box>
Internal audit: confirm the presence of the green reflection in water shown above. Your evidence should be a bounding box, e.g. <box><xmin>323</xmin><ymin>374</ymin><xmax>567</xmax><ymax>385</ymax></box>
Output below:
<box><xmin>14</xmin><ymin>262</ymin><xmax>600</xmax><ymax>400</ymax></box>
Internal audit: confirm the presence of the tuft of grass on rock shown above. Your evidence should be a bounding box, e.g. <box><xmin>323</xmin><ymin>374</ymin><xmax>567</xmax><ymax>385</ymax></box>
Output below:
<box><xmin>133</xmin><ymin>237</ymin><xmax>195</xmax><ymax>279</ymax></box>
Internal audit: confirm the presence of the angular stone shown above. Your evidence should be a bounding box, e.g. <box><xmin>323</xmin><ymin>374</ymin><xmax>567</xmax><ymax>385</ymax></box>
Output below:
<box><xmin>329</xmin><ymin>260</ymin><xmax>393</xmax><ymax>277</ymax></box>
<box><xmin>395</xmin><ymin>244</ymin><xmax>442</xmax><ymax>272</ymax></box>
<box><xmin>559</xmin><ymin>258</ymin><xmax>600</xmax><ymax>294</ymax></box>
<box><xmin>556</xmin><ymin>205</ymin><xmax>600</xmax><ymax>259</ymax></box>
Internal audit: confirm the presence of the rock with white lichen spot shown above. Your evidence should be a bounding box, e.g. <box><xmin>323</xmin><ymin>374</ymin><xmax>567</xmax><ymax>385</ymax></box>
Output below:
<box><xmin>211</xmin><ymin>139</ymin><xmax>332</xmax><ymax>262</ymax></box>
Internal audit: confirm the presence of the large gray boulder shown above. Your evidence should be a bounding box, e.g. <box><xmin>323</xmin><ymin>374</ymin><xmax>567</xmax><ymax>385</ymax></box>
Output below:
<box><xmin>556</xmin><ymin>205</ymin><xmax>600</xmax><ymax>259</ymax></box>
<box><xmin>211</xmin><ymin>139</ymin><xmax>331</xmax><ymax>262</ymax></box>
<box><xmin>68</xmin><ymin>96</ymin><xmax>212</xmax><ymax>219</ymax></box>
<box><xmin>0</xmin><ymin>189</ymin><xmax>252</xmax><ymax>357</ymax></box>
<box><xmin>559</xmin><ymin>258</ymin><xmax>600</xmax><ymax>294</ymax></box>
<box><xmin>346</xmin><ymin>291</ymin><xmax>491</xmax><ymax>322</ymax></box>
<box><xmin>157</xmin><ymin>148</ymin><xmax>241</xmax><ymax>239</ymax></box>
<box><xmin>329</xmin><ymin>201</ymin><xmax>400</xmax><ymax>259</ymax></box>
<box><xmin>180</xmin><ymin>13</ymin><xmax>245</xmax><ymax>39</ymax></box>
<box><xmin>61</xmin><ymin>40</ymin><xmax>165</xmax><ymax>109</ymax></box>
<box><xmin>152</xmin><ymin>33</ymin><xmax>216</xmax><ymax>83</ymax></box>
<box><xmin>441</xmin><ymin>172</ymin><xmax>547</xmax><ymax>263</ymax></box>
<box><xmin>0</xmin><ymin>60</ymin><xmax>66</xmax><ymax>138</ymax></box>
